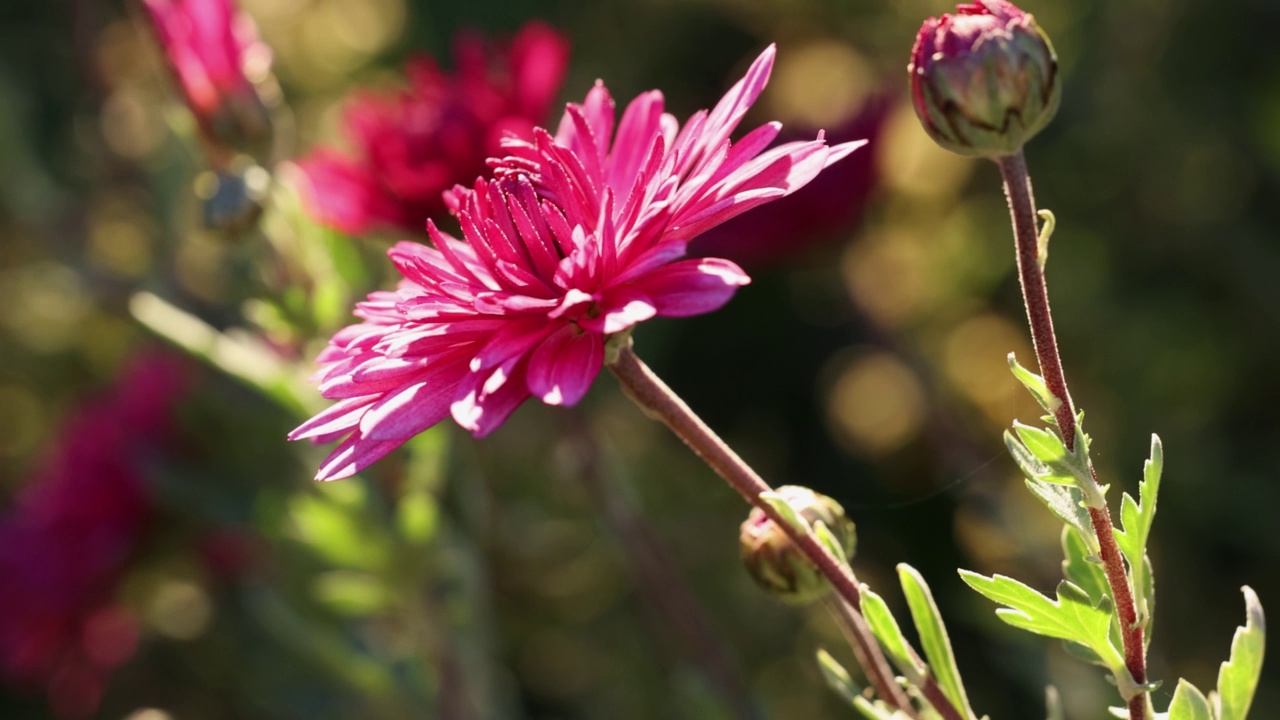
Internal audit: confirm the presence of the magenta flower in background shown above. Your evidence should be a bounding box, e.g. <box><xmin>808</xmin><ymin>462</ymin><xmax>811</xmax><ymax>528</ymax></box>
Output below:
<box><xmin>291</xmin><ymin>45</ymin><xmax>865</xmax><ymax>480</ymax></box>
<box><xmin>0</xmin><ymin>352</ymin><xmax>190</xmax><ymax>719</ymax></box>
<box><xmin>296</xmin><ymin>22</ymin><xmax>570</xmax><ymax>236</ymax></box>
<box><xmin>688</xmin><ymin>97</ymin><xmax>887</xmax><ymax>267</ymax></box>
<box><xmin>143</xmin><ymin>0</ymin><xmax>273</xmax><ymax>156</ymax></box>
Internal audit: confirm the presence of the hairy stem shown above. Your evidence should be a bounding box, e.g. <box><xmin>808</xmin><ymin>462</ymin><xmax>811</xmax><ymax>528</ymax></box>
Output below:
<box><xmin>607</xmin><ymin>344</ymin><xmax>914</xmax><ymax>714</ymax></box>
<box><xmin>998</xmin><ymin>152</ymin><xmax>1148</xmax><ymax>719</ymax></box>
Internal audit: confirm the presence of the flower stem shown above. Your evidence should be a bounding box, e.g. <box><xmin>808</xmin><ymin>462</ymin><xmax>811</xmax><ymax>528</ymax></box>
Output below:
<box><xmin>997</xmin><ymin>151</ymin><xmax>1148</xmax><ymax>719</ymax></box>
<box><xmin>606</xmin><ymin>344</ymin><xmax>915</xmax><ymax>715</ymax></box>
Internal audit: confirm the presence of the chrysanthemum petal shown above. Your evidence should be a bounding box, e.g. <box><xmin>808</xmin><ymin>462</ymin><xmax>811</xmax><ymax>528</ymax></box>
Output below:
<box><xmin>577</xmin><ymin>288</ymin><xmax>656</xmax><ymax>334</ymax></box>
<box><xmin>527</xmin><ymin>325</ymin><xmax>603</xmax><ymax>406</ymax></box>
<box><xmin>315</xmin><ymin>434</ymin><xmax>402</xmax><ymax>482</ymax></box>
<box><xmin>632</xmin><ymin>257</ymin><xmax>751</xmax><ymax>318</ymax></box>
<box><xmin>452</xmin><ymin>358</ymin><xmax>533</xmax><ymax>437</ymax></box>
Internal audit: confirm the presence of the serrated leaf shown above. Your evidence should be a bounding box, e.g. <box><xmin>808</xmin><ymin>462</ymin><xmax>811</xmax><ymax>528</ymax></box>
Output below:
<box><xmin>1009</xmin><ymin>353</ymin><xmax>1062</xmax><ymax>414</ymax></box>
<box><xmin>1212</xmin><ymin>586</ymin><xmax>1266</xmax><ymax>720</ymax></box>
<box><xmin>899</xmin><ymin>564</ymin><xmax>978</xmax><ymax>720</ymax></box>
<box><xmin>959</xmin><ymin>571</ymin><xmax>1124</xmax><ymax>673</ymax></box>
<box><xmin>1166</xmin><ymin>679</ymin><xmax>1213</xmax><ymax>720</ymax></box>
<box><xmin>1025</xmin><ymin>480</ymin><xmax>1095</xmax><ymax>545</ymax></box>
<box><xmin>1061</xmin><ymin>526</ymin><xmax>1108</xmax><ymax>606</ymax></box>
<box><xmin>861</xmin><ymin>588</ymin><xmax>924</xmax><ymax>679</ymax></box>
<box><xmin>1006</xmin><ymin>431</ymin><xmax>1072</xmax><ymax>485</ymax></box>
<box><xmin>1114</xmin><ymin>434</ymin><xmax>1163</xmax><ymax>627</ymax></box>
<box><xmin>1014</xmin><ymin>422</ymin><xmax>1069</xmax><ymax>466</ymax></box>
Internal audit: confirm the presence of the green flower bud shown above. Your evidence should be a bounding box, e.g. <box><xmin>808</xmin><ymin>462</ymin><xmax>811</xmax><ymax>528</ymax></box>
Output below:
<box><xmin>909</xmin><ymin>0</ymin><xmax>1060</xmax><ymax>158</ymax></box>
<box><xmin>739</xmin><ymin>486</ymin><xmax>857</xmax><ymax>605</ymax></box>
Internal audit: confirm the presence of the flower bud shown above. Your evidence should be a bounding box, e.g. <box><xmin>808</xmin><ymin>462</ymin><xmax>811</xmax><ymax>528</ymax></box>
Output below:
<box><xmin>909</xmin><ymin>0</ymin><xmax>1060</xmax><ymax>158</ymax></box>
<box><xmin>143</xmin><ymin>0</ymin><xmax>275</xmax><ymax>160</ymax></box>
<box><xmin>739</xmin><ymin>486</ymin><xmax>857</xmax><ymax>604</ymax></box>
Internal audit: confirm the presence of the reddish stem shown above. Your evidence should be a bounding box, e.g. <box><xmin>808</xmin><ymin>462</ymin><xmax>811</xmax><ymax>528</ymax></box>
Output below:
<box><xmin>998</xmin><ymin>152</ymin><xmax>1148</xmax><ymax>718</ymax></box>
<box><xmin>607</xmin><ymin>345</ymin><xmax>916</xmax><ymax>715</ymax></box>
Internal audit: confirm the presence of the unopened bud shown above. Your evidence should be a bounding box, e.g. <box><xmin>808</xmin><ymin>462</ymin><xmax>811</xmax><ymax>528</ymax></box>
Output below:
<box><xmin>739</xmin><ymin>486</ymin><xmax>857</xmax><ymax>604</ymax></box>
<box><xmin>909</xmin><ymin>0</ymin><xmax>1060</xmax><ymax>158</ymax></box>
<box><xmin>144</xmin><ymin>0</ymin><xmax>275</xmax><ymax>160</ymax></box>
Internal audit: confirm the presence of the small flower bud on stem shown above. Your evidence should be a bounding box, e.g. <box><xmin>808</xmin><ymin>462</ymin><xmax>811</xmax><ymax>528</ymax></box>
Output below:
<box><xmin>605</xmin><ymin>343</ymin><xmax>915</xmax><ymax>714</ymax></box>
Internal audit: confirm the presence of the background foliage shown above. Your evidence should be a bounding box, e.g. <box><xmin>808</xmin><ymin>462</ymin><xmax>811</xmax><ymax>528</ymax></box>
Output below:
<box><xmin>0</xmin><ymin>0</ymin><xmax>1276</xmax><ymax>717</ymax></box>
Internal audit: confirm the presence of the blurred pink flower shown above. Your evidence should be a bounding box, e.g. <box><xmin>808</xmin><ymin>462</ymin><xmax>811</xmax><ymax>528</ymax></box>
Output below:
<box><xmin>296</xmin><ymin>21</ymin><xmax>570</xmax><ymax>236</ymax></box>
<box><xmin>142</xmin><ymin>0</ymin><xmax>273</xmax><ymax>155</ymax></box>
<box><xmin>292</xmin><ymin>45</ymin><xmax>865</xmax><ymax>480</ymax></box>
<box><xmin>0</xmin><ymin>352</ymin><xmax>190</xmax><ymax>719</ymax></box>
<box><xmin>688</xmin><ymin>97</ymin><xmax>887</xmax><ymax>267</ymax></box>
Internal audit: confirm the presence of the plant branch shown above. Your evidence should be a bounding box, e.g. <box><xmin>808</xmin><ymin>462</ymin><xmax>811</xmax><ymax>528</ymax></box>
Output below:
<box><xmin>825</xmin><ymin>597</ymin><xmax>965</xmax><ymax>720</ymax></box>
<box><xmin>607</xmin><ymin>344</ymin><xmax>915</xmax><ymax>715</ymax></box>
<box><xmin>998</xmin><ymin>151</ymin><xmax>1148</xmax><ymax>719</ymax></box>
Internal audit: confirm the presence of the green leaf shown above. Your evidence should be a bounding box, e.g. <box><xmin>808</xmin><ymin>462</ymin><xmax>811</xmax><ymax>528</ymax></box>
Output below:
<box><xmin>899</xmin><ymin>564</ymin><xmax>978</xmax><ymax>720</ymax></box>
<box><xmin>861</xmin><ymin>588</ymin><xmax>923</xmax><ymax>680</ymax></box>
<box><xmin>816</xmin><ymin>648</ymin><xmax>863</xmax><ymax>706</ymax></box>
<box><xmin>1141</xmin><ymin>554</ymin><xmax>1156</xmax><ymax>647</ymax></box>
<box><xmin>1008</xmin><ymin>353</ymin><xmax>1062</xmax><ymax>415</ymax></box>
<box><xmin>816</xmin><ymin>649</ymin><xmax>902</xmax><ymax>719</ymax></box>
<box><xmin>1166</xmin><ymin>679</ymin><xmax>1213</xmax><ymax>720</ymax></box>
<box><xmin>1005</xmin><ymin>431</ymin><xmax>1071</xmax><ymax>485</ymax></box>
<box><xmin>1212</xmin><ymin>586</ymin><xmax>1266</xmax><ymax>720</ymax></box>
<box><xmin>959</xmin><ymin>571</ymin><xmax>1124</xmax><ymax>673</ymax></box>
<box><xmin>1036</xmin><ymin>209</ymin><xmax>1056</xmax><ymax>268</ymax></box>
<box><xmin>1025</xmin><ymin>480</ymin><xmax>1095</xmax><ymax>545</ymax></box>
<box><xmin>1114</xmin><ymin>434</ymin><xmax>1163</xmax><ymax>627</ymax></box>
<box><xmin>1005</xmin><ymin>425</ymin><xmax>1092</xmax><ymax>490</ymax></box>
<box><xmin>1014</xmin><ymin>422</ymin><xmax>1069</xmax><ymax>466</ymax></box>
<box><xmin>1061</xmin><ymin>526</ymin><xmax>1108</xmax><ymax>606</ymax></box>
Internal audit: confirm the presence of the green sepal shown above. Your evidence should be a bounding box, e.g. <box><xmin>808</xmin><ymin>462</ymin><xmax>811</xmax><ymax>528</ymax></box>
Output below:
<box><xmin>1211</xmin><ymin>586</ymin><xmax>1266</xmax><ymax>720</ymax></box>
<box><xmin>759</xmin><ymin>491</ymin><xmax>808</xmax><ymax>534</ymax></box>
<box><xmin>899</xmin><ymin>564</ymin><xmax>978</xmax><ymax>720</ymax></box>
<box><xmin>814</xmin><ymin>519</ymin><xmax>850</xmax><ymax>565</ymax></box>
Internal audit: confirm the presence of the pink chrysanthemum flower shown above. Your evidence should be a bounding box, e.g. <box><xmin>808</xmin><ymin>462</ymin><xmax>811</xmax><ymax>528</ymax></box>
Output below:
<box><xmin>143</xmin><ymin>0</ymin><xmax>273</xmax><ymax>154</ymax></box>
<box><xmin>291</xmin><ymin>46</ymin><xmax>865</xmax><ymax>481</ymax></box>
<box><xmin>0</xmin><ymin>352</ymin><xmax>189</xmax><ymax>719</ymax></box>
<box><xmin>296</xmin><ymin>22</ymin><xmax>570</xmax><ymax>236</ymax></box>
